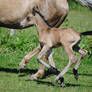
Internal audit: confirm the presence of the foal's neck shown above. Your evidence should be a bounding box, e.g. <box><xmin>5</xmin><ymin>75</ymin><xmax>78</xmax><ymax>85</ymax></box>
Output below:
<box><xmin>35</xmin><ymin>13</ymin><xmax>50</xmax><ymax>32</ymax></box>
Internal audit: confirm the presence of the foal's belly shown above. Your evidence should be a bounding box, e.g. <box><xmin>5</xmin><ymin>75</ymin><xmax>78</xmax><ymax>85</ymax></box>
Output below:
<box><xmin>52</xmin><ymin>42</ymin><xmax>61</xmax><ymax>48</ymax></box>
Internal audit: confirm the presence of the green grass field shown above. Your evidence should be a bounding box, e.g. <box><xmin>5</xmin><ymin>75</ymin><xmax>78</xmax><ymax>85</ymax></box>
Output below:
<box><xmin>0</xmin><ymin>7</ymin><xmax>92</xmax><ymax>92</ymax></box>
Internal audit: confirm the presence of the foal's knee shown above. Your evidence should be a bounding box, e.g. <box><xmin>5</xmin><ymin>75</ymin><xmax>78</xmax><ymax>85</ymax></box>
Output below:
<box><xmin>79</xmin><ymin>49</ymin><xmax>88</xmax><ymax>58</ymax></box>
<box><xmin>70</xmin><ymin>55</ymin><xmax>77</xmax><ymax>64</ymax></box>
<box><xmin>24</xmin><ymin>56</ymin><xmax>30</xmax><ymax>63</ymax></box>
<box><xmin>37</xmin><ymin>56</ymin><xmax>41</xmax><ymax>63</ymax></box>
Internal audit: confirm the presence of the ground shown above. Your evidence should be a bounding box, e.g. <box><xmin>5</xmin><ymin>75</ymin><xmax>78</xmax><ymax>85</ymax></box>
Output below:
<box><xmin>0</xmin><ymin>7</ymin><xmax>92</xmax><ymax>92</ymax></box>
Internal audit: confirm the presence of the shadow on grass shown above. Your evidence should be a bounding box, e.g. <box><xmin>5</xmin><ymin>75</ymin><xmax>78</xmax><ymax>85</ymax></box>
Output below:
<box><xmin>0</xmin><ymin>67</ymin><xmax>37</xmax><ymax>74</ymax></box>
<box><xmin>0</xmin><ymin>67</ymin><xmax>59</xmax><ymax>78</ymax></box>
<box><xmin>34</xmin><ymin>80</ymin><xmax>82</xmax><ymax>87</ymax></box>
<box><xmin>26</xmin><ymin>79</ymin><xmax>92</xmax><ymax>88</ymax></box>
<box><xmin>68</xmin><ymin>72</ymin><xmax>92</xmax><ymax>77</ymax></box>
<box><xmin>37</xmin><ymin>81</ymin><xmax>92</xmax><ymax>88</ymax></box>
<box><xmin>65</xmin><ymin>83</ymin><xmax>92</xmax><ymax>88</ymax></box>
<box><xmin>0</xmin><ymin>67</ymin><xmax>92</xmax><ymax>78</ymax></box>
<box><xmin>0</xmin><ymin>67</ymin><xmax>92</xmax><ymax>88</ymax></box>
<box><xmin>32</xmin><ymin>80</ymin><xmax>55</xmax><ymax>87</ymax></box>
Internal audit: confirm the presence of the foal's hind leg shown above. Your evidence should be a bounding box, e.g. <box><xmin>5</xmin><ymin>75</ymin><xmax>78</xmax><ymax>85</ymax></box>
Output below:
<box><xmin>73</xmin><ymin>46</ymin><xmax>88</xmax><ymax>80</ymax></box>
<box><xmin>55</xmin><ymin>44</ymin><xmax>77</xmax><ymax>86</ymax></box>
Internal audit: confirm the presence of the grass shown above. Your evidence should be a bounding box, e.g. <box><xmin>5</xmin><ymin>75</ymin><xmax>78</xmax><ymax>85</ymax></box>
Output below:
<box><xmin>0</xmin><ymin>7</ymin><xmax>92</xmax><ymax>92</ymax></box>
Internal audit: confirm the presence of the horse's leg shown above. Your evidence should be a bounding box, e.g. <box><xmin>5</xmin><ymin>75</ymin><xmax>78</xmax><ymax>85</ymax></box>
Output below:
<box><xmin>73</xmin><ymin>47</ymin><xmax>88</xmax><ymax>80</ymax></box>
<box><xmin>48</xmin><ymin>51</ymin><xmax>55</xmax><ymax>68</ymax></box>
<box><xmin>54</xmin><ymin>9</ymin><xmax>68</xmax><ymax>28</ymax></box>
<box><xmin>30</xmin><ymin>48</ymin><xmax>56</xmax><ymax>80</ymax></box>
<box><xmin>54</xmin><ymin>45</ymin><xmax>77</xmax><ymax>87</ymax></box>
<box><xmin>10</xmin><ymin>29</ymin><xmax>16</xmax><ymax>36</ymax></box>
<box><xmin>29</xmin><ymin>45</ymin><xmax>51</xmax><ymax>80</ymax></box>
<box><xmin>37</xmin><ymin>45</ymin><xmax>51</xmax><ymax>68</ymax></box>
<box><xmin>19</xmin><ymin>45</ymin><xmax>41</xmax><ymax>70</ymax></box>
<box><xmin>44</xmin><ymin>49</ymin><xmax>56</xmax><ymax>68</ymax></box>
<box><xmin>19</xmin><ymin>44</ymin><xmax>56</xmax><ymax>80</ymax></box>
<box><xmin>48</xmin><ymin>10</ymin><xmax>68</xmax><ymax>28</ymax></box>
<box><xmin>30</xmin><ymin>54</ymin><xmax>48</xmax><ymax>80</ymax></box>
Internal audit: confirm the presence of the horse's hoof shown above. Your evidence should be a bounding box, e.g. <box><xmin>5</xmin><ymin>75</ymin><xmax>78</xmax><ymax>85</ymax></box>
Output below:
<box><xmin>29</xmin><ymin>75</ymin><xmax>37</xmax><ymax>81</ymax></box>
<box><xmin>54</xmin><ymin>79</ymin><xmax>58</xmax><ymax>83</ymax></box>
<box><xmin>59</xmin><ymin>77</ymin><xmax>65</xmax><ymax>87</ymax></box>
<box><xmin>54</xmin><ymin>76</ymin><xmax>60</xmax><ymax>83</ymax></box>
<box><xmin>54</xmin><ymin>77</ymin><xmax>65</xmax><ymax>87</ymax></box>
<box><xmin>73</xmin><ymin>68</ymin><xmax>78</xmax><ymax>80</ymax></box>
<box><xmin>61</xmin><ymin>82</ymin><xmax>65</xmax><ymax>88</ymax></box>
<box><xmin>18</xmin><ymin>59</ymin><xmax>26</xmax><ymax>70</ymax></box>
<box><xmin>18</xmin><ymin>64</ymin><xmax>25</xmax><ymax>70</ymax></box>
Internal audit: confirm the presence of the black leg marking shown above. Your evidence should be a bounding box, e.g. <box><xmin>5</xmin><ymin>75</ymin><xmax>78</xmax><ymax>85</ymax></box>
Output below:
<box><xmin>40</xmin><ymin>42</ymin><xmax>44</xmax><ymax>49</ymax></box>
<box><xmin>49</xmin><ymin>66</ymin><xmax>65</xmax><ymax>87</ymax></box>
<box><xmin>49</xmin><ymin>66</ymin><xmax>60</xmax><ymax>75</ymax></box>
<box><xmin>60</xmin><ymin>77</ymin><xmax>65</xmax><ymax>87</ymax></box>
<box><xmin>73</xmin><ymin>68</ymin><xmax>78</xmax><ymax>80</ymax></box>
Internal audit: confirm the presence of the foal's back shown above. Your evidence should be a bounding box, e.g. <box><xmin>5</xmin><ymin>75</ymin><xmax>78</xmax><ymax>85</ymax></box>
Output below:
<box><xmin>58</xmin><ymin>28</ymin><xmax>80</xmax><ymax>43</ymax></box>
<box><xmin>49</xmin><ymin>27</ymin><xmax>81</xmax><ymax>44</ymax></box>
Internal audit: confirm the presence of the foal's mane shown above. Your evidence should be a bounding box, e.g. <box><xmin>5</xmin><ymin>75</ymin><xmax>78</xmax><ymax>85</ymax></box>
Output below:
<box><xmin>33</xmin><ymin>7</ymin><xmax>53</xmax><ymax>27</ymax></box>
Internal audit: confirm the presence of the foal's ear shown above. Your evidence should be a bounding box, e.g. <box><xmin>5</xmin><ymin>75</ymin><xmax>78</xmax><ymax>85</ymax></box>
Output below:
<box><xmin>32</xmin><ymin>8</ymin><xmax>36</xmax><ymax>16</ymax></box>
<box><xmin>32</xmin><ymin>6</ymin><xmax>39</xmax><ymax>16</ymax></box>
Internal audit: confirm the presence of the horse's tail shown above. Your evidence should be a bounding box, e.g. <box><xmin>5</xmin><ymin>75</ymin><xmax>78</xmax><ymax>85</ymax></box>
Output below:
<box><xmin>75</xmin><ymin>0</ymin><xmax>92</xmax><ymax>11</ymax></box>
<box><xmin>87</xmin><ymin>2</ymin><xmax>92</xmax><ymax>11</ymax></box>
<box><xmin>81</xmin><ymin>31</ymin><xmax>92</xmax><ymax>36</ymax></box>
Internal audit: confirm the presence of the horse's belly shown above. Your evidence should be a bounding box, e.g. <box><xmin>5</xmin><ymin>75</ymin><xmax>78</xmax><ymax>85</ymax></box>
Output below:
<box><xmin>0</xmin><ymin>0</ymin><xmax>29</xmax><ymax>24</ymax></box>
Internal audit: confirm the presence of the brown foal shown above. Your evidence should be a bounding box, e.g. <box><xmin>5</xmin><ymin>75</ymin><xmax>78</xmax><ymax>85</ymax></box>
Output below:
<box><xmin>20</xmin><ymin>8</ymin><xmax>88</xmax><ymax>86</ymax></box>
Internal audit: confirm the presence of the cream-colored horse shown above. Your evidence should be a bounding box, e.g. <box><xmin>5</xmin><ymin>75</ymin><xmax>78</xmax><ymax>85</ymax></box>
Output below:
<box><xmin>0</xmin><ymin>0</ymin><xmax>69</xmax><ymax>80</ymax></box>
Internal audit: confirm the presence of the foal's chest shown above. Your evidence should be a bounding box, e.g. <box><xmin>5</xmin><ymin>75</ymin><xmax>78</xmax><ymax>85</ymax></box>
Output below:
<box><xmin>38</xmin><ymin>31</ymin><xmax>60</xmax><ymax>47</ymax></box>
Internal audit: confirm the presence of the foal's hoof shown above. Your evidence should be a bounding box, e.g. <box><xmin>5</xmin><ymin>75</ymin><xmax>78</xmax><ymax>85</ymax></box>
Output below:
<box><xmin>73</xmin><ymin>68</ymin><xmax>78</xmax><ymax>80</ymax></box>
<box><xmin>29</xmin><ymin>73</ymin><xmax>41</xmax><ymax>81</ymax></box>
<box><xmin>54</xmin><ymin>77</ymin><xmax>65</xmax><ymax>87</ymax></box>
<box><xmin>54</xmin><ymin>78</ymin><xmax>59</xmax><ymax>83</ymax></box>
<box><xmin>29</xmin><ymin>76</ymin><xmax>37</xmax><ymax>81</ymax></box>
<box><xmin>18</xmin><ymin>64</ymin><xmax>26</xmax><ymax>70</ymax></box>
<box><xmin>18</xmin><ymin>59</ymin><xmax>26</xmax><ymax>70</ymax></box>
<box><xmin>59</xmin><ymin>77</ymin><xmax>65</xmax><ymax>87</ymax></box>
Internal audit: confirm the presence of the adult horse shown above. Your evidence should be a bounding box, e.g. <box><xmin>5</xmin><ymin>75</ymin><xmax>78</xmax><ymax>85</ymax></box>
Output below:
<box><xmin>0</xmin><ymin>0</ymin><xmax>69</xmax><ymax>80</ymax></box>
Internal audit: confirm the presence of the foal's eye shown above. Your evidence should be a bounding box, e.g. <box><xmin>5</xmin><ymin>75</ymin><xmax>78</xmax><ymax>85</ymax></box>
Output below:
<box><xmin>27</xmin><ymin>16</ymin><xmax>31</xmax><ymax>21</ymax></box>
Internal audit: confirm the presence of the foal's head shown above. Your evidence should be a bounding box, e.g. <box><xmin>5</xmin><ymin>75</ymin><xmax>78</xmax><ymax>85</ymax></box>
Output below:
<box><xmin>20</xmin><ymin>13</ymin><xmax>36</xmax><ymax>27</ymax></box>
<box><xmin>20</xmin><ymin>7</ymin><xmax>40</xmax><ymax>27</ymax></box>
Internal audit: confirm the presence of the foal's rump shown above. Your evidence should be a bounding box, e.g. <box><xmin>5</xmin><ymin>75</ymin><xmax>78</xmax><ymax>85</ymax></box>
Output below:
<box><xmin>59</xmin><ymin>28</ymin><xmax>80</xmax><ymax>43</ymax></box>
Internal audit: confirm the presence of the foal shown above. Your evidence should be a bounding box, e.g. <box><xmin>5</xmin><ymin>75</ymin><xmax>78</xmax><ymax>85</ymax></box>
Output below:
<box><xmin>20</xmin><ymin>9</ymin><xmax>88</xmax><ymax>86</ymax></box>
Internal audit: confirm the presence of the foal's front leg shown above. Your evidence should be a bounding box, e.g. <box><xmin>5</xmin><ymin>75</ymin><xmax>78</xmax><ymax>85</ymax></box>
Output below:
<box><xmin>29</xmin><ymin>49</ymin><xmax>56</xmax><ymax>80</ymax></box>
<box><xmin>19</xmin><ymin>45</ymin><xmax>41</xmax><ymax>70</ymax></box>
<box><xmin>37</xmin><ymin>45</ymin><xmax>51</xmax><ymax>68</ymax></box>
<box><xmin>29</xmin><ymin>54</ymin><xmax>48</xmax><ymax>80</ymax></box>
<box><xmin>37</xmin><ymin>45</ymin><xmax>59</xmax><ymax>76</ymax></box>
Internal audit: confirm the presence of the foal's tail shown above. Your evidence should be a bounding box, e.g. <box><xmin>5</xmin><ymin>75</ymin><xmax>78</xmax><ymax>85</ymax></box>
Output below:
<box><xmin>81</xmin><ymin>31</ymin><xmax>92</xmax><ymax>36</ymax></box>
